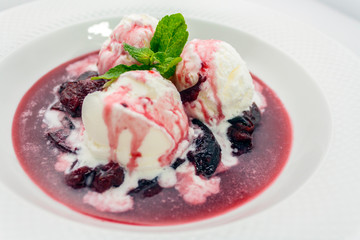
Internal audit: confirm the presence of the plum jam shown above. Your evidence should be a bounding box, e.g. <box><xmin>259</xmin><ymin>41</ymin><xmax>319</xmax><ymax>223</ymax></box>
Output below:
<box><xmin>12</xmin><ymin>51</ymin><xmax>292</xmax><ymax>226</ymax></box>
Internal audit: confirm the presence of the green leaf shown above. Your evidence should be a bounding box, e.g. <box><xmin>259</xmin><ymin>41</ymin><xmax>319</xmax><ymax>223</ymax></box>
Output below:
<box><xmin>153</xmin><ymin>52</ymin><xmax>167</xmax><ymax>64</ymax></box>
<box><xmin>155</xmin><ymin>56</ymin><xmax>182</xmax><ymax>79</ymax></box>
<box><xmin>150</xmin><ymin>13</ymin><xmax>189</xmax><ymax>58</ymax></box>
<box><xmin>102</xmin><ymin>79</ymin><xmax>117</xmax><ymax>89</ymax></box>
<box><xmin>123</xmin><ymin>43</ymin><xmax>154</xmax><ymax>65</ymax></box>
<box><xmin>91</xmin><ymin>64</ymin><xmax>151</xmax><ymax>81</ymax></box>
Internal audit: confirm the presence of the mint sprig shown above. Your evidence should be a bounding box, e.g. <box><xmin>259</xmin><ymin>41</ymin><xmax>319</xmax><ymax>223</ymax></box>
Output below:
<box><xmin>92</xmin><ymin>64</ymin><xmax>151</xmax><ymax>87</ymax></box>
<box><xmin>123</xmin><ymin>43</ymin><xmax>155</xmax><ymax>65</ymax></box>
<box><xmin>92</xmin><ymin>13</ymin><xmax>189</xmax><ymax>85</ymax></box>
<box><xmin>150</xmin><ymin>13</ymin><xmax>188</xmax><ymax>58</ymax></box>
<box><xmin>154</xmin><ymin>56</ymin><xmax>182</xmax><ymax>79</ymax></box>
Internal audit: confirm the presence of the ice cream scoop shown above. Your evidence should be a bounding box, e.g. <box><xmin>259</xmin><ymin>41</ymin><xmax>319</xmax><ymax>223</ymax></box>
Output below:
<box><xmin>81</xmin><ymin>70</ymin><xmax>189</xmax><ymax>179</ymax></box>
<box><xmin>174</xmin><ymin>39</ymin><xmax>254</xmax><ymax>125</ymax></box>
<box><xmin>97</xmin><ymin>14</ymin><xmax>158</xmax><ymax>75</ymax></box>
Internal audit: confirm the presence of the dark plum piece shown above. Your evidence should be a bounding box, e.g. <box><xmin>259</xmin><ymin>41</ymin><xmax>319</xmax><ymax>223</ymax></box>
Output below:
<box><xmin>47</xmin><ymin>129</ymin><xmax>75</xmax><ymax>153</ymax></box>
<box><xmin>91</xmin><ymin>172</ymin><xmax>112</xmax><ymax>193</ymax></box>
<box><xmin>69</xmin><ymin>160</ymin><xmax>78</xmax><ymax>170</ymax></box>
<box><xmin>65</xmin><ymin>162</ymin><xmax>125</xmax><ymax>193</ymax></box>
<box><xmin>47</xmin><ymin>117</ymin><xmax>74</xmax><ymax>152</ymax></box>
<box><xmin>171</xmin><ymin>158</ymin><xmax>186</xmax><ymax>169</ymax></box>
<box><xmin>179</xmin><ymin>74</ymin><xmax>206</xmax><ymax>103</ymax></box>
<box><xmin>228</xmin><ymin>115</ymin><xmax>255</xmax><ymax>133</ymax></box>
<box><xmin>65</xmin><ymin>166</ymin><xmax>93</xmax><ymax>189</ymax></box>
<box><xmin>57</xmin><ymin>71</ymin><xmax>98</xmax><ymax>95</ymax></box>
<box><xmin>228</xmin><ymin>134</ymin><xmax>253</xmax><ymax>156</ymax></box>
<box><xmin>50</xmin><ymin>101</ymin><xmax>66</xmax><ymax>112</ymax></box>
<box><xmin>59</xmin><ymin>81</ymin><xmax>82</xmax><ymax>117</ymax></box>
<box><xmin>129</xmin><ymin>178</ymin><xmax>163</xmax><ymax>198</ymax></box>
<box><xmin>227</xmin><ymin>127</ymin><xmax>252</xmax><ymax>141</ymax></box>
<box><xmin>142</xmin><ymin>184</ymin><xmax>162</xmax><ymax>198</ymax></box>
<box><xmin>59</xmin><ymin>77</ymin><xmax>107</xmax><ymax>117</ymax></box>
<box><xmin>91</xmin><ymin>162</ymin><xmax>125</xmax><ymax>193</ymax></box>
<box><xmin>244</xmin><ymin>103</ymin><xmax>261</xmax><ymax>125</ymax></box>
<box><xmin>227</xmin><ymin>103</ymin><xmax>261</xmax><ymax>156</ymax></box>
<box><xmin>187</xmin><ymin>119</ymin><xmax>221</xmax><ymax>178</ymax></box>
<box><xmin>228</xmin><ymin>103</ymin><xmax>261</xmax><ymax>127</ymax></box>
<box><xmin>60</xmin><ymin>116</ymin><xmax>75</xmax><ymax>130</ymax></box>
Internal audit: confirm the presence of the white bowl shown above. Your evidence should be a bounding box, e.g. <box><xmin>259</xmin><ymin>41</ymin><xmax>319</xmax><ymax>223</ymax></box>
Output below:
<box><xmin>0</xmin><ymin>17</ymin><xmax>332</xmax><ymax>232</ymax></box>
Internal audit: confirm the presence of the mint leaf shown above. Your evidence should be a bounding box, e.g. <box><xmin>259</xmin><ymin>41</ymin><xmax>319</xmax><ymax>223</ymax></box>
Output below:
<box><xmin>91</xmin><ymin>64</ymin><xmax>151</xmax><ymax>80</ymax></box>
<box><xmin>150</xmin><ymin>13</ymin><xmax>188</xmax><ymax>58</ymax></box>
<box><xmin>123</xmin><ymin>43</ymin><xmax>154</xmax><ymax>65</ymax></box>
<box><xmin>155</xmin><ymin>56</ymin><xmax>182</xmax><ymax>79</ymax></box>
<box><xmin>153</xmin><ymin>52</ymin><xmax>167</xmax><ymax>64</ymax></box>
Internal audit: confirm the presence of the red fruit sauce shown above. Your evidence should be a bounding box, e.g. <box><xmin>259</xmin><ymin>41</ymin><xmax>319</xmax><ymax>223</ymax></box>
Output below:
<box><xmin>12</xmin><ymin>52</ymin><xmax>292</xmax><ymax>226</ymax></box>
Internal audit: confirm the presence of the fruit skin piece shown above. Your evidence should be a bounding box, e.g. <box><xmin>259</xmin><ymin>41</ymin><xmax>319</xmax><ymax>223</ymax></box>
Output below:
<box><xmin>46</xmin><ymin>116</ymin><xmax>76</xmax><ymax>153</ymax></box>
<box><xmin>128</xmin><ymin>178</ymin><xmax>163</xmax><ymax>198</ymax></box>
<box><xmin>65</xmin><ymin>162</ymin><xmax>125</xmax><ymax>193</ymax></box>
<box><xmin>227</xmin><ymin>103</ymin><xmax>261</xmax><ymax>156</ymax></box>
<box><xmin>187</xmin><ymin>119</ymin><xmax>221</xmax><ymax>178</ymax></box>
<box><xmin>179</xmin><ymin>74</ymin><xmax>206</xmax><ymax>103</ymax></box>
<box><xmin>47</xmin><ymin>129</ymin><xmax>75</xmax><ymax>153</ymax></box>
<box><xmin>171</xmin><ymin>158</ymin><xmax>186</xmax><ymax>169</ymax></box>
<box><xmin>91</xmin><ymin>162</ymin><xmax>125</xmax><ymax>193</ymax></box>
<box><xmin>58</xmin><ymin>71</ymin><xmax>106</xmax><ymax>117</ymax></box>
<box><xmin>65</xmin><ymin>166</ymin><xmax>93</xmax><ymax>189</ymax></box>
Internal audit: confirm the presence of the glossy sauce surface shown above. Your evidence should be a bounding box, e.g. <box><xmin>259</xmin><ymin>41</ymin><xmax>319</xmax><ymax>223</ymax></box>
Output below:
<box><xmin>12</xmin><ymin>52</ymin><xmax>292</xmax><ymax>226</ymax></box>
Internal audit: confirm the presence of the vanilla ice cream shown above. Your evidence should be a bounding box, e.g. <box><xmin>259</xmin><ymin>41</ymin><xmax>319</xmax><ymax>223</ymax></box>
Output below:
<box><xmin>97</xmin><ymin>14</ymin><xmax>158</xmax><ymax>75</ymax></box>
<box><xmin>174</xmin><ymin>39</ymin><xmax>254</xmax><ymax>125</ymax></box>
<box><xmin>81</xmin><ymin>70</ymin><xmax>189</xmax><ymax>179</ymax></box>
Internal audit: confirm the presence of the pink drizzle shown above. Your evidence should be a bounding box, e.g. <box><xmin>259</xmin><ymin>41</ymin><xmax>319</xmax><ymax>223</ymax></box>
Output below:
<box><xmin>198</xmin><ymin>100</ymin><xmax>211</xmax><ymax>124</ymax></box>
<box><xmin>98</xmin><ymin>22</ymin><xmax>155</xmax><ymax>75</ymax></box>
<box><xmin>102</xmin><ymin>71</ymin><xmax>188</xmax><ymax>170</ymax></box>
<box><xmin>182</xmin><ymin>40</ymin><xmax>225</xmax><ymax>124</ymax></box>
<box><xmin>103</xmin><ymin>86</ymin><xmax>152</xmax><ymax>172</ymax></box>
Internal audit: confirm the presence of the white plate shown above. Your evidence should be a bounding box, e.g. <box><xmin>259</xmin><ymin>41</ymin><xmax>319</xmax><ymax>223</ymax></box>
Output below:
<box><xmin>1</xmin><ymin>0</ymin><xmax>359</xmax><ymax>239</ymax></box>
<box><xmin>0</xmin><ymin>15</ymin><xmax>332</xmax><ymax>232</ymax></box>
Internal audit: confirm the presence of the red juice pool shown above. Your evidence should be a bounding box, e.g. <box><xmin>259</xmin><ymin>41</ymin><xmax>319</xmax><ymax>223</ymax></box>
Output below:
<box><xmin>12</xmin><ymin>51</ymin><xmax>292</xmax><ymax>226</ymax></box>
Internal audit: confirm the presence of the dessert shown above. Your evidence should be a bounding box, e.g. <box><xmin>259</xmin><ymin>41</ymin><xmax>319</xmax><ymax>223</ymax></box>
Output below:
<box><xmin>82</xmin><ymin>70</ymin><xmax>188</xmax><ymax>179</ymax></box>
<box><xmin>12</xmin><ymin>13</ymin><xmax>292</xmax><ymax>225</ymax></box>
